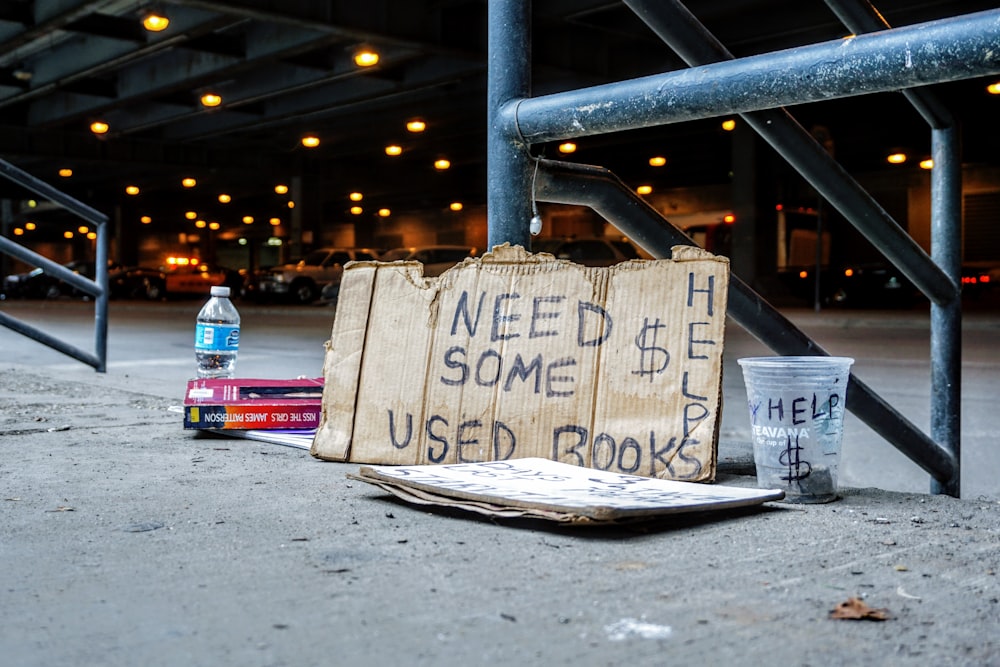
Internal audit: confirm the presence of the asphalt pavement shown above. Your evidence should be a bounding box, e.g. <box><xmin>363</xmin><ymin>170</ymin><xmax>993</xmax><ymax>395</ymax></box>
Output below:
<box><xmin>1</xmin><ymin>298</ymin><xmax>999</xmax><ymax>666</ymax></box>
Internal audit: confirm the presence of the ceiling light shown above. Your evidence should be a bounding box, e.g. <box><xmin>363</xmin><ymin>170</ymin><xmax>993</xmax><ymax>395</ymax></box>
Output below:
<box><xmin>354</xmin><ymin>48</ymin><xmax>380</xmax><ymax>67</ymax></box>
<box><xmin>200</xmin><ymin>93</ymin><xmax>222</xmax><ymax>108</ymax></box>
<box><xmin>208</xmin><ymin>221</ymin><xmax>220</xmax><ymax>230</ymax></box>
<box><xmin>378</xmin><ymin>208</ymin><xmax>391</xmax><ymax>217</ymax></box>
<box><xmin>350</xmin><ymin>206</ymin><xmax>363</xmax><ymax>215</ymax></box>
<box><xmin>125</xmin><ymin>185</ymin><xmax>140</xmax><ymax>195</ymax></box>
<box><xmin>301</xmin><ymin>135</ymin><xmax>320</xmax><ymax>148</ymax></box>
<box><xmin>886</xmin><ymin>152</ymin><xmax>907</xmax><ymax>164</ymax></box>
<box><xmin>242</xmin><ymin>216</ymin><xmax>254</xmax><ymax>224</ymax></box>
<box><xmin>274</xmin><ymin>184</ymin><xmax>289</xmax><ymax>195</ymax></box>
<box><xmin>723</xmin><ymin>214</ymin><xmax>736</xmax><ymax>224</ymax></box>
<box><xmin>648</xmin><ymin>156</ymin><xmax>667</xmax><ymax>167</ymax></box>
<box><xmin>349</xmin><ymin>192</ymin><xmax>363</xmax><ymax>201</ymax></box>
<box><xmin>77</xmin><ymin>225</ymin><xmax>89</xmax><ymax>234</ymax></box>
<box><xmin>287</xmin><ymin>201</ymin><xmax>295</xmax><ymax>209</ymax></box>
<box><xmin>987</xmin><ymin>82</ymin><xmax>1000</xmax><ymax>95</ymax></box>
<box><xmin>25</xmin><ymin>222</ymin><xmax>35</xmax><ymax>230</ymax></box>
<box><xmin>64</xmin><ymin>231</ymin><xmax>74</xmax><ymax>239</ymax></box>
<box><xmin>195</xmin><ymin>220</ymin><xmax>207</xmax><ymax>228</ymax></box>
<box><xmin>142</xmin><ymin>11</ymin><xmax>170</xmax><ymax>32</ymax></box>
<box><xmin>182</xmin><ymin>177</ymin><xmax>197</xmax><ymax>188</ymax></box>
<box><xmin>449</xmin><ymin>202</ymin><xmax>463</xmax><ymax>211</ymax></box>
<box><xmin>406</xmin><ymin>119</ymin><xmax>426</xmax><ymax>133</ymax></box>
<box><xmin>558</xmin><ymin>142</ymin><xmax>577</xmax><ymax>154</ymax></box>
<box><xmin>58</xmin><ymin>168</ymin><xmax>73</xmax><ymax>177</ymax></box>
<box><xmin>721</xmin><ymin>119</ymin><xmax>736</xmax><ymax>131</ymax></box>
<box><xmin>90</xmin><ymin>121</ymin><xmax>109</xmax><ymax>135</ymax></box>
<box><xmin>185</xmin><ymin>211</ymin><xmax>197</xmax><ymax>220</ymax></box>
<box><xmin>140</xmin><ymin>216</ymin><xmax>152</xmax><ymax>224</ymax></box>
<box><xmin>13</xmin><ymin>227</ymin><xmax>23</xmax><ymax>235</ymax></box>
<box><xmin>385</xmin><ymin>144</ymin><xmax>402</xmax><ymax>156</ymax></box>
<box><xmin>218</xmin><ymin>193</ymin><xmax>231</xmax><ymax>203</ymax></box>
<box><xmin>434</xmin><ymin>158</ymin><xmax>451</xmax><ymax>171</ymax></box>
<box><xmin>636</xmin><ymin>185</ymin><xmax>652</xmax><ymax>195</ymax></box>
<box><xmin>920</xmin><ymin>158</ymin><xmax>934</xmax><ymax>170</ymax></box>
<box><xmin>269</xmin><ymin>217</ymin><xmax>281</xmax><ymax>226</ymax></box>
<box><xmin>87</xmin><ymin>232</ymin><xmax>97</xmax><ymax>240</ymax></box>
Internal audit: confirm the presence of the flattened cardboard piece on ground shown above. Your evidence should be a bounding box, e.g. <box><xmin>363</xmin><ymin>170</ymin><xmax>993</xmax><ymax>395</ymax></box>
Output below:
<box><xmin>350</xmin><ymin>458</ymin><xmax>784</xmax><ymax>524</ymax></box>
<box><xmin>313</xmin><ymin>244</ymin><xmax>729</xmax><ymax>482</ymax></box>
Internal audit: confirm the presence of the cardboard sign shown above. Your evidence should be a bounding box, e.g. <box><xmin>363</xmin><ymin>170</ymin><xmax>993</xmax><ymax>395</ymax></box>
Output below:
<box><xmin>312</xmin><ymin>244</ymin><xmax>729</xmax><ymax>482</ymax></box>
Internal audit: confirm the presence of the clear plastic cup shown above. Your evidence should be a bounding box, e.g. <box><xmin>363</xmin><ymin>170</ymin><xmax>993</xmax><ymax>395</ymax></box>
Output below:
<box><xmin>737</xmin><ymin>356</ymin><xmax>854</xmax><ymax>503</ymax></box>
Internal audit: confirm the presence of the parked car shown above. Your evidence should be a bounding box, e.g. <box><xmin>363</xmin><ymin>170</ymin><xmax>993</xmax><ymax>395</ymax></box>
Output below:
<box><xmin>378</xmin><ymin>245</ymin><xmax>479</xmax><ymax>276</ymax></box>
<box><xmin>530</xmin><ymin>237</ymin><xmax>641</xmax><ymax>266</ymax></box>
<box><xmin>108</xmin><ymin>266</ymin><xmax>167</xmax><ymax>300</ymax></box>
<box><xmin>318</xmin><ymin>245</ymin><xmax>476</xmax><ymax>306</ymax></box>
<box><xmin>781</xmin><ymin>263</ymin><xmax>918</xmax><ymax>308</ymax></box>
<box><xmin>3</xmin><ymin>260</ymin><xmax>171</xmax><ymax>301</ymax></box>
<box><xmin>161</xmin><ymin>262</ymin><xmax>243</xmax><ymax>298</ymax></box>
<box><xmin>253</xmin><ymin>247</ymin><xmax>381</xmax><ymax>304</ymax></box>
<box><xmin>2</xmin><ymin>260</ymin><xmax>102</xmax><ymax>299</ymax></box>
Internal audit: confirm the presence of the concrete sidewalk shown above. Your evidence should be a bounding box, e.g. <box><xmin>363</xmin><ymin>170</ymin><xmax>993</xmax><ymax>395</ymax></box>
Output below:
<box><xmin>2</xmin><ymin>363</ymin><xmax>999</xmax><ymax>666</ymax></box>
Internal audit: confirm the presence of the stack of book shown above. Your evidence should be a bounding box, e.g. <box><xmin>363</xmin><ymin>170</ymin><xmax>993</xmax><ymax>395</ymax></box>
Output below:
<box><xmin>183</xmin><ymin>377</ymin><xmax>323</xmax><ymax>449</ymax></box>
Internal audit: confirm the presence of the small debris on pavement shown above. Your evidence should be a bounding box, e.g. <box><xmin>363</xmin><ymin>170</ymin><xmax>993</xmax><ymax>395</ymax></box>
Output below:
<box><xmin>604</xmin><ymin>618</ymin><xmax>673</xmax><ymax>640</ymax></box>
<box><xmin>830</xmin><ymin>597</ymin><xmax>890</xmax><ymax>621</ymax></box>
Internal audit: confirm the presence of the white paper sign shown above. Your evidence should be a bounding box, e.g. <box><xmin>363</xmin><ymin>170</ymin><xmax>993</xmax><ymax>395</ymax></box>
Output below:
<box><xmin>356</xmin><ymin>458</ymin><xmax>783</xmax><ymax>521</ymax></box>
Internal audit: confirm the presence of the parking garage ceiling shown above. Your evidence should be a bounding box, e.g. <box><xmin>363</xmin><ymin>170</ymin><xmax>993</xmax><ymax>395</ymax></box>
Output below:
<box><xmin>0</xmin><ymin>0</ymin><xmax>998</xmax><ymax>231</ymax></box>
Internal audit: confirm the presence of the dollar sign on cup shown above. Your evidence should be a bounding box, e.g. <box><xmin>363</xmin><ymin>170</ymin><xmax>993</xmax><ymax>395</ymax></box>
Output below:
<box><xmin>778</xmin><ymin>433</ymin><xmax>812</xmax><ymax>482</ymax></box>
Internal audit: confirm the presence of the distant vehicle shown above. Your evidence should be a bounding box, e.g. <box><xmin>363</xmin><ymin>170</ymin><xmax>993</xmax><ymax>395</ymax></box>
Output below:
<box><xmin>161</xmin><ymin>262</ymin><xmax>242</xmax><ymax>298</ymax></box>
<box><xmin>782</xmin><ymin>263</ymin><xmax>918</xmax><ymax>308</ymax></box>
<box><xmin>530</xmin><ymin>237</ymin><xmax>641</xmax><ymax>266</ymax></box>
<box><xmin>3</xmin><ymin>260</ymin><xmax>91</xmax><ymax>299</ymax></box>
<box><xmin>108</xmin><ymin>266</ymin><xmax>166</xmax><ymax>300</ymax></box>
<box><xmin>2</xmin><ymin>260</ymin><xmax>169</xmax><ymax>301</ymax></box>
<box><xmin>321</xmin><ymin>245</ymin><xmax>478</xmax><ymax>305</ymax></box>
<box><xmin>254</xmin><ymin>247</ymin><xmax>381</xmax><ymax>304</ymax></box>
<box><xmin>378</xmin><ymin>245</ymin><xmax>478</xmax><ymax>277</ymax></box>
<box><xmin>962</xmin><ymin>263</ymin><xmax>998</xmax><ymax>296</ymax></box>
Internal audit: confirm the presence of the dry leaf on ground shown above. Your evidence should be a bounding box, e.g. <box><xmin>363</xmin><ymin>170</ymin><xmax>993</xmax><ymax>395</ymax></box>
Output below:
<box><xmin>830</xmin><ymin>597</ymin><xmax>890</xmax><ymax>621</ymax></box>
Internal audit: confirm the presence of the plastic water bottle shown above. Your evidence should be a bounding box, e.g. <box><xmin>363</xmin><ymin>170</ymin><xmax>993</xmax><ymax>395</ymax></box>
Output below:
<box><xmin>195</xmin><ymin>285</ymin><xmax>240</xmax><ymax>378</ymax></box>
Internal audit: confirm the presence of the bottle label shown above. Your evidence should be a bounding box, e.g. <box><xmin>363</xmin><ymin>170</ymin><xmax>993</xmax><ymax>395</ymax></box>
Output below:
<box><xmin>195</xmin><ymin>324</ymin><xmax>240</xmax><ymax>351</ymax></box>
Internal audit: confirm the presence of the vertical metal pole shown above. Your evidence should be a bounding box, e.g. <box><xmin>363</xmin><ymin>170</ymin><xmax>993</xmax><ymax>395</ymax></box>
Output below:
<box><xmin>94</xmin><ymin>219</ymin><xmax>109</xmax><ymax>373</ymax></box>
<box><xmin>487</xmin><ymin>0</ymin><xmax>533</xmax><ymax>250</ymax></box>
<box><xmin>930</xmin><ymin>126</ymin><xmax>962</xmax><ymax>496</ymax></box>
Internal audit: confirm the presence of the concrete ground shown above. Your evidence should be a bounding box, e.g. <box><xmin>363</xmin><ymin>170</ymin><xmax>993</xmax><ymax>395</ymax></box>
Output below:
<box><xmin>1</xmin><ymin>299</ymin><xmax>999</xmax><ymax>665</ymax></box>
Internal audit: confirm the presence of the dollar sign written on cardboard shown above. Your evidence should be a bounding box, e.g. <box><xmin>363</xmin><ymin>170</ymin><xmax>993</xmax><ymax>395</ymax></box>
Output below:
<box><xmin>632</xmin><ymin>317</ymin><xmax>670</xmax><ymax>382</ymax></box>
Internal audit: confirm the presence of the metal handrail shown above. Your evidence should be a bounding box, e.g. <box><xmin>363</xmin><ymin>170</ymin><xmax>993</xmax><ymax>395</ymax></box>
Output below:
<box><xmin>486</xmin><ymin>1</ymin><xmax>1000</xmax><ymax>496</ymax></box>
<box><xmin>0</xmin><ymin>158</ymin><xmax>108</xmax><ymax>372</ymax></box>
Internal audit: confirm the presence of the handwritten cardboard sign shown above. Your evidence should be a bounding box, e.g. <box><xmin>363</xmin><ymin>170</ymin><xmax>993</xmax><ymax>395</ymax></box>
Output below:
<box><xmin>312</xmin><ymin>244</ymin><xmax>729</xmax><ymax>481</ymax></box>
<box><xmin>352</xmin><ymin>458</ymin><xmax>784</xmax><ymax>524</ymax></box>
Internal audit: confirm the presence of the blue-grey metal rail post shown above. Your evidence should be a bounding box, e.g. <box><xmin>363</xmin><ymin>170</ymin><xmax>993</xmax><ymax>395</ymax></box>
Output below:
<box><xmin>487</xmin><ymin>0</ymin><xmax>533</xmax><ymax>251</ymax></box>
<box><xmin>823</xmin><ymin>0</ymin><xmax>964</xmax><ymax>511</ymax></box>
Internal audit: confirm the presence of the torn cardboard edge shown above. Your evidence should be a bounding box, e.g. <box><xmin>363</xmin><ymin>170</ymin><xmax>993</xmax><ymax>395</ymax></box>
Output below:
<box><xmin>350</xmin><ymin>458</ymin><xmax>784</xmax><ymax>524</ymax></box>
<box><xmin>315</xmin><ymin>244</ymin><xmax>729</xmax><ymax>483</ymax></box>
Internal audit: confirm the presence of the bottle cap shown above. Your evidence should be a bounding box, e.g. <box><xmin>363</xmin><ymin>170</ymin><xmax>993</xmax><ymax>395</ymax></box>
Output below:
<box><xmin>210</xmin><ymin>285</ymin><xmax>231</xmax><ymax>297</ymax></box>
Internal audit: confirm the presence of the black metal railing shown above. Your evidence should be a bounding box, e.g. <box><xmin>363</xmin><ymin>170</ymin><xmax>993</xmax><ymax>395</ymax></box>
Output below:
<box><xmin>487</xmin><ymin>1</ymin><xmax>1000</xmax><ymax>496</ymax></box>
<box><xmin>0</xmin><ymin>159</ymin><xmax>109</xmax><ymax>372</ymax></box>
